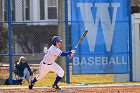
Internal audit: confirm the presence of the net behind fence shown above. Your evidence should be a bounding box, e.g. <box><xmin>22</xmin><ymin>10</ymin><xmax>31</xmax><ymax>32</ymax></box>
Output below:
<box><xmin>0</xmin><ymin>0</ymin><xmax>132</xmax><ymax>87</ymax></box>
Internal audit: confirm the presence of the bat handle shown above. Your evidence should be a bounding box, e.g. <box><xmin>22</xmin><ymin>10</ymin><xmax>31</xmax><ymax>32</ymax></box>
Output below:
<box><xmin>74</xmin><ymin>46</ymin><xmax>78</xmax><ymax>50</ymax></box>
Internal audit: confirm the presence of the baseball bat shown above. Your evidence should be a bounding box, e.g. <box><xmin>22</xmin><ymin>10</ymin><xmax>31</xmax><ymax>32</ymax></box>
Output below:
<box><xmin>69</xmin><ymin>29</ymin><xmax>88</xmax><ymax>58</ymax></box>
<box><xmin>74</xmin><ymin>29</ymin><xmax>88</xmax><ymax>50</ymax></box>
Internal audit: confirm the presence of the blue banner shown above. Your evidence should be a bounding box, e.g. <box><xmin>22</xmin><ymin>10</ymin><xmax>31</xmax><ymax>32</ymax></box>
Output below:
<box><xmin>71</xmin><ymin>0</ymin><xmax>130</xmax><ymax>74</ymax></box>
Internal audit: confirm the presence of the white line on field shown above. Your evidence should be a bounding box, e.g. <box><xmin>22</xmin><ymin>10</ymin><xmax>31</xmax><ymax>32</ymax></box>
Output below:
<box><xmin>0</xmin><ymin>84</ymin><xmax>140</xmax><ymax>89</ymax></box>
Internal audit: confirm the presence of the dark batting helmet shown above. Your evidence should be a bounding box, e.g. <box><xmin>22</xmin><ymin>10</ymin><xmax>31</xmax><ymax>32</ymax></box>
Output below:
<box><xmin>52</xmin><ymin>36</ymin><xmax>62</xmax><ymax>46</ymax></box>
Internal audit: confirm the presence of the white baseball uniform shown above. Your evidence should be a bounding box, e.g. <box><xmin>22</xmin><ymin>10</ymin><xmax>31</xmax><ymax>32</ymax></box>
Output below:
<box><xmin>36</xmin><ymin>45</ymin><xmax>64</xmax><ymax>80</ymax></box>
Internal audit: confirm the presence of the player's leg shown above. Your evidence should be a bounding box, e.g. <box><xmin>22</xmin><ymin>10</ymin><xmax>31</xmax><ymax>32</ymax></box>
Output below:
<box><xmin>29</xmin><ymin>62</ymin><xmax>49</xmax><ymax>89</ymax></box>
<box><xmin>23</xmin><ymin>67</ymin><xmax>30</xmax><ymax>83</ymax></box>
<box><xmin>50</xmin><ymin>62</ymin><xmax>64</xmax><ymax>89</ymax></box>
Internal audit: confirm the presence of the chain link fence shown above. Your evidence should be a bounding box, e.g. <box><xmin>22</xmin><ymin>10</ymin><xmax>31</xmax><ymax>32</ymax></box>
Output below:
<box><xmin>0</xmin><ymin>0</ymin><xmax>132</xmax><ymax>86</ymax></box>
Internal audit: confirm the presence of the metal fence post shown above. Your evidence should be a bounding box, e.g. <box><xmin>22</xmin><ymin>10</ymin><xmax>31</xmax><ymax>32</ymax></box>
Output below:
<box><xmin>65</xmin><ymin>0</ymin><xmax>70</xmax><ymax>84</ymax></box>
<box><xmin>128</xmin><ymin>0</ymin><xmax>133</xmax><ymax>82</ymax></box>
<box><xmin>8</xmin><ymin>0</ymin><xmax>13</xmax><ymax>84</ymax></box>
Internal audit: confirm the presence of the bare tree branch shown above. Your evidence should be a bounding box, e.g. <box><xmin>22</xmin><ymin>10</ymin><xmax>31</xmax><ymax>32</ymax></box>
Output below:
<box><xmin>132</xmin><ymin>0</ymin><xmax>140</xmax><ymax>6</ymax></box>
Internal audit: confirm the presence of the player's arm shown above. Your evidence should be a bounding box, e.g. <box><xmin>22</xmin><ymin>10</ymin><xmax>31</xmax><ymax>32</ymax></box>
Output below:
<box><xmin>60</xmin><ymin>51</ymin><xmax>72</xmax><ymax>56</ymax></box>
<box><xmin>60</xmin><ymin>50</ymin><xmax>76</xmax><ymax>57</ymax></box>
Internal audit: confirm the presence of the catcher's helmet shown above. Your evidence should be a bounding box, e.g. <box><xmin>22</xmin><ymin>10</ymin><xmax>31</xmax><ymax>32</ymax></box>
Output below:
<box><xmin>52</xmin><ymin>36</ymin><xmax>62</xmax><ymax>46</ymax></box>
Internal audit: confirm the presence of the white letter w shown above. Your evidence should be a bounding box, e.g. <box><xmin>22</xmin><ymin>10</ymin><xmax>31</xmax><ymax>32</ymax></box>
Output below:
<box><xmin>77</xmin><ymin>3</ymin><xmax>120</xmax><ymax>52</ymax></box>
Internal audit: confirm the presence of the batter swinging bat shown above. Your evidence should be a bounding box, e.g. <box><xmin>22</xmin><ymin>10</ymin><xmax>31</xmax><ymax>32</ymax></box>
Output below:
<box><xmin>74</xmin><ymin>29</ymin><xmax>88</xmax><ymax>50</ymax></box>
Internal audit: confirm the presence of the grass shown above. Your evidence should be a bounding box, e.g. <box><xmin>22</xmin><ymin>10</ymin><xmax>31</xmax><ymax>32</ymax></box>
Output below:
<box><xmin>1</xmin><ymin>66</ymin><xmax>140</xmax><ymax>87</ymax></box>
<box><xmin>0</xmin><ymin>69</ymin><xmax>113</xmax><ymax>86</ymax></box>
<box><xmin>0</xmin><ymin>65</ymin><xmax>113</xmax><ymax>87</ymax></box>
<box><xmin>21</xmin><ymin>71</ymin><xmax>113</xmax><ymax>87</ymax></box>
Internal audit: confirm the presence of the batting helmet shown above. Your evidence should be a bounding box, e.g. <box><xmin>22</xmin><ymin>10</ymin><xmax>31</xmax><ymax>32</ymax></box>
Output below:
<box><xmin>52</xmin><ymin>36</ymin><xmax>62</xmax><ymax>46</ymax></box>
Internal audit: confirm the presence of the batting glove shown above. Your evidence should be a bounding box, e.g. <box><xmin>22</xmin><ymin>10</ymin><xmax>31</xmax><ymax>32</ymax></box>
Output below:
<box><xmin>71</xmin><ymin>50</ymin><xmax>76</xmax><ymax>54</ymax></box>
<box><xmin>69</xmin><ymin>50</ymin><xmax>76</xmax><ymax>59</ymax></box>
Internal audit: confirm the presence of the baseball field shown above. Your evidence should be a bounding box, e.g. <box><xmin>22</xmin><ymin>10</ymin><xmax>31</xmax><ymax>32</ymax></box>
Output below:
<box><xmin>0</xmin><ymin>67</ymin><xmax>140</xmax><ymax>93</ymax></box>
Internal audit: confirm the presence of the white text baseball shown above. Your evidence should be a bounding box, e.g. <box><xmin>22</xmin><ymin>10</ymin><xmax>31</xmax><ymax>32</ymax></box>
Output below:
<box><xmin>73</xmin><ymin>56</ymin><xmax>127</xmax><ymax>65</ymax></box>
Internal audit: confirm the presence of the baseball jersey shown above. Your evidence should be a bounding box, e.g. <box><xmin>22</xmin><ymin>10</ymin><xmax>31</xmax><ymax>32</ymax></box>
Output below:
<box><xmin>42</xmin><ymin>45</ymin><xmax>62</xmax><ymax>64</ymax></box>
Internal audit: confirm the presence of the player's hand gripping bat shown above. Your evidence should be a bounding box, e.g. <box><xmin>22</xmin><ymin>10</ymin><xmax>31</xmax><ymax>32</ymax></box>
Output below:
<box><xmin>69</xmin><ymin>29</ymin><xmax>88</xmax><ymax>58</ymax></box>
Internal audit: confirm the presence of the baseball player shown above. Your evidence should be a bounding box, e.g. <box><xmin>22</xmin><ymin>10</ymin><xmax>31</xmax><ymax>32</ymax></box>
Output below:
<box><xmin>29</xmin><ymin>36</ymin><xmax>75</xmax><ymax>90</ymax></box>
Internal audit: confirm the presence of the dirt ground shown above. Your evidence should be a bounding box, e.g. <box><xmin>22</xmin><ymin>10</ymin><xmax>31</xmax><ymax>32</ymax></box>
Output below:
<box><xmin>0</xmin><ymin>86</ymin><xmax>140</xmax><ymax>93</ymax></box>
